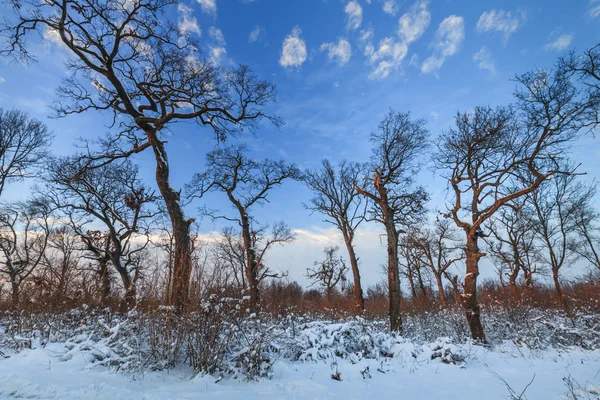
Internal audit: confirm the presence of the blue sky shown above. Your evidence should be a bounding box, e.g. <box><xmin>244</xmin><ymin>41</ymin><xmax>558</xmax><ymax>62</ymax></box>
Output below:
<box><xmin>1</xmin><ymin>0</ymin><xmax>599</xmax><ymax>287</ymax></box>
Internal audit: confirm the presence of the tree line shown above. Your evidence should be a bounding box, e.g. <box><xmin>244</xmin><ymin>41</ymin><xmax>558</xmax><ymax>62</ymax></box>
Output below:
<box><xmin>0</xmin><ymin>0</ymin><xmax>599</xmax><ymax>344</ymax></box>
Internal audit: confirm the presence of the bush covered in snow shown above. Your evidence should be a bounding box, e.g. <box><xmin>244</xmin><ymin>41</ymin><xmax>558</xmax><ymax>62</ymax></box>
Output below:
<box><xmin>1</xmin><ymin>300</ymin><xmax>599</xmax><ymax>381</ymax></box>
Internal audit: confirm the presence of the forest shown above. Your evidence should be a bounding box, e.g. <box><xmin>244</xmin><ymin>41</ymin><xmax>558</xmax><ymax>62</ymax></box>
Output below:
<box><xmin>0</xmin><ymin>0</ymin><xmax>599</xmax><ymax>398</ymax></box>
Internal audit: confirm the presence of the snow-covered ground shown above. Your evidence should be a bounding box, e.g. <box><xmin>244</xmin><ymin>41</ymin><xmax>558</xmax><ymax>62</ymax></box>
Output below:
<box><xmin>2</xmin><ymin>335</ymin><xmax>600</xmax><ymax>398</ymax></box>
<box><xmin>1</xmin><ymin>309</ymin><xmax>600</xmax><ymax>399</ymax></box>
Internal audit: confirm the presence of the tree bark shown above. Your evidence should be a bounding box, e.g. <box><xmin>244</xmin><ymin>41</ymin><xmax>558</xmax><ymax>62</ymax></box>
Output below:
<box><xmin>382</xmin><ymin>193</ymin><xmax>402</xmax><ymax>333</ymax></box>
<box><xmin>146</xmin><ymin>129</ymin><xmax>192</xmax><ymax>313</ymax></box>
<box><xmin>463</xmin><ymin>233</ymin><xmax>486</xmax><ymax>343</ymax></box>
<box><xmin>435</xmin><ymin>273</ymin><xmax>448</xmax><ymax>307</ymax></box>
<box><xmin>343</xmin><ymin>234</ymin><xmax>365</xmax><ymax>312</ymax></box>
<box><xmin>552</xmin><ymin>268</ymin><xmax>570</xmax><ymax>312</ymax></box>
<box><xmin>240</xmin><ymin>213</ymin><xmax>260</xmax><ymax>308</ymax></box>
<box><xmin>99</xmin><ymin>259</ymin><xmax>110</xmax><ymax>306</ymax></box>
<box><xmin>11</xmin><ymin>278</ymin><xmax>19</xmax><ymax>308</ymax></box>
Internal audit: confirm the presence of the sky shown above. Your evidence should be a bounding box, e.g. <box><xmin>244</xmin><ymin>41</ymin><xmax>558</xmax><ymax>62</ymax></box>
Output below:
<box><xmin>0</xmin><ymin>0</ymin><xmax>599</xmax><ymax>289</ymax></box>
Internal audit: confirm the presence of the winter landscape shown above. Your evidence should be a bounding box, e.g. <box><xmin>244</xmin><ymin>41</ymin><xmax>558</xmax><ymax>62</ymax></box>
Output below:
<box><xmin>1</xmin><ymin>0</ymin><xmax>600</xmax><ymax>399</ymax></box>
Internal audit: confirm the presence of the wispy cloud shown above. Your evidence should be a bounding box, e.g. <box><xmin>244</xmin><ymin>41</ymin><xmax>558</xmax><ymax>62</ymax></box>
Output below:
<box><xmin>366</xmin><ymin>0</ymin><xmax>430</xmax><ymax>79</ymax></box>
<box><xmin>397</xmin><ymin>0</ymin><xmax>431</xmax><ymax>45</ymax></box>
<box><xmin>248</xmin><ymin>25</ymin><xmax>265</xmax><ymax>43</ymax></box>
<box><xmin>382</xmin><ymin>0</ymin><xmax>399</xmax><ymax>16</ymax></box>
<box><xmin>177</xmin><ymin>4</ymin><xmax>201</xmax><ymax>36</ymax></box>
<box><xmin>0</xmin><ymin>77</ymin><xmax>5</xmax><ymax>84</ymax></box>
<box><xmin>208</xmin><ymin>27</ymin><xmax>227</xmax><ymax>65</ymax></box>
<box><xmin>280</xmin><ymin>26</ymin><xmax>308</xmax><ymax>69</ymax></box>
<box><xmin>473</xmin><ymin>46</ymin><xmax>495</xmax><ymax>74</ymax></box>
<box><xmin>421</xmin><ymin>15</ymin><xmax>465</xmax><ymax>74</ymax></box>
<box><xmin>476</xmin><ymin>9</ymin><xmax>526</xmax><ymax>42</ymax></box>
<box><xmin>320</xmin><ymin>38</ymin><xmax>352</xmax><ymax>66</ymax></box>
<box><xmin>196</xmin><ymin>0</ymin><xmax>217</xmax><ymax>16</ymax></box>
<box><xmin>589</xmin><ymin>0</ymin><xmax>600</xmax><ymax>19</ymax></box>
<box><xmin>543</xmin><ymin>33</ymin><xmax>574</xmax><ymax>52</ymax></box>
<box><xmin>345</xmin><ymin>1</ymin><xmax>363</xmax><ymax>31</ymax></box>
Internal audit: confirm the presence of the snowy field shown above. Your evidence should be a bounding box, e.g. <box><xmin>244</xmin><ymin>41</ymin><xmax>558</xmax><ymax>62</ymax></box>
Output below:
<box><xmin>1</xmin><ymin>308</ymin><xmax>600</xmax><ymax>399</ymax></box>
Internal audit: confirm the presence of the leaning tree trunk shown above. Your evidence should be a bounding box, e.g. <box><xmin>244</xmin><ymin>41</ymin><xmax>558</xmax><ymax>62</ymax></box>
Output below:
<box><xmin>146</xmin><ymin>129</ymin><xmax>193</xmax><ymax>313</ymax></box>
<box><xmin>463</xmin><ymin>233</ymin><xmax>486</xmax><ymax>343</ymax></box>
<box><xmin>382</xmin><ymin>197</ymin><xmax>402</xmax><ymax>333</ymax></box>
<box><xmin>343</xmin><ymin>232</ymin><xmax>365</xmax><ymax>312</ymax></box>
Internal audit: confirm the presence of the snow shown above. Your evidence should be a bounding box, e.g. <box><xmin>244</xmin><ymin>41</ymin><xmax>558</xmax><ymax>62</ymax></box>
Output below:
<box><xmin>1</xmin><ymin>310</ymin><xmax>600</xmax><ymax>399</ymax></box>
<box><xmin>0</xmin><ymin>340</ymin><xmax>599</xmax><ymax>399</ymax></box>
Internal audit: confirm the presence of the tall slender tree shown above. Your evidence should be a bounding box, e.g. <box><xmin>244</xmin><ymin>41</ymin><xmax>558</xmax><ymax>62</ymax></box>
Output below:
<box><xmin>356</xmin><ymin>111</ymin><xmax>429</xmax><ymax>332</ymax></box>
<box><xmin>186</xmin><ymin>145</ymin><xmax>300</xmax><ymax>308</ymax></box>
<box><xmin>304</xmin><ymin>160</ymin><xmax>367</xmax><ymax>312</ymax></box>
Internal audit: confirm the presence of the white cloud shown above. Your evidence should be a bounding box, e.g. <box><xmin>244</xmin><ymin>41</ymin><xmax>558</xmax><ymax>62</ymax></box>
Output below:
<box><xmin>543</xmin><ymin>33</ymin><xmax>574</xmax><ymax>52</ymax></box>
<box><xmin>368</xmin><ymin>37</ymin><xmax>408</xmax><ymax>79</ymax></box>
<box><xmin>473</xmin><ymin>46</ymin><xmax>495</xmax><ymax>74</ymax></box>
<box><xmin>476</xmin><ymin>9</ymin><xmax>525</xmax><ymax>41</ymax></box>
<box><xmin>208</xmin><ymin>26</ymin><xmax>226</xmax><ymax>45</ymax></box>
<box><xmin>421</xmin><ymin>15</ymin><xmax>464</xmax><ymax>74</ymax></box>
<box><xmin>589</xmin><ymin>0</ymin><xmax>600</xmax><ymax>18</ymax></box>
<box><xmin>279</xmin><ymin>26</ymin><xmax>308</xmax><ymax>69</ymax></box>
<box><xmin>177</xmin><ymin>4</ymin><xmax>201</xmax><ymax>36</ymax></box>
<box><xmin>209</xmin><ymin>46</ymin><xmax>227</xmax><ymax>65</ymax></box>
<box><xmin>0</xmin><ymin>77</ymin><xmax>5</xmax><ymax>84</ymax></box>
<box><xmin>366</xmin><ymin>0</ymin><xmax>430</xmax><ymax>79</ymax></box>
<box><xmin>345</xmin><ymin>1</ymin><xmax>363</xmax><ymax>31</ymax></box>
<box><xmin>43</xmin><ymin>26</ymin><xmax>63</xmax><ymax>46</ymax></box>
<box><xmin>359</xmin><ymin>27</ymin><xmax>374</xmax><ymax>43</ymax></box>
<box><xmin>320</xmin><ymin>38</ymin><xmax>352</xmax><ymax>66</ymax></box>
<box><xmin>397</xmin><ymin>0</ymin><xmax>431</xmax><ymax>45</ymax></box>
<box><xmin>382</xmin><ymin>0</ymin><xmax>399</xmax><ymax>15</ymax></box>
<box><xmin>196</xmin><ymin>0</ymin><xmax>217</xmax><ymax>16</ymax></box>
<box><xmin>248</xmin><ymin>25</ymin><xmax>264</xmax><ymax>43</ymax></box>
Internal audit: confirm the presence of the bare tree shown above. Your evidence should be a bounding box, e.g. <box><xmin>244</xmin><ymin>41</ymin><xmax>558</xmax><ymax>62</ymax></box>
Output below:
<box><xmin>528</xmin><ymin>174</ymin><xmax>594</xmax><ymax>312</ymax></box>
<box><xmin>2</xmin><ymin>0</ymin><xmax>281</xmax><ymax>312</ymax></box>
<box><xmin>0</xmin><ymin>108</ymin><xmax>52</xmax><ymax>198</ymax></box>
<box><xmin>304</xmin><ymin>160</ymin><xmax>367</xmax><ymax>312</ymax></box>
<box><xmin>306</xmin><ymin>246</ymin><xmax>348</xmax><ymax>303</ymax></box>
<box><xmin>571</xmin><ymin>201</ymin><xmax>600</xmax><ymax>272</ymax></box>
<box><xmin>484</xmin><ymin>200</ymin><xmax>540</xmax><ymax>299</ymax></box>
<box><xmin>0</xmin><ymin>199</ymin><xmax>52</xmax><ymax>306</ymax></box>
<box><xmin>435</xmin><ymin>62</ymin><xmax>597</xmax><ymax>341</ymax></box>
<box><xmin>356</xmin><ymin>110</ymin><xmax>429</xmax><ymax>332</ymax></box>
<box><xmin>408</xmin><ymin>218</ymin><xmax>464</xmax><ymax>307</ymax></box>
<box><xmin>398</xmin><ymin>233</ymin><xmax>429</xmax><ymax>301</ymax></box>
<box><xmin>39</xmin><ymin>225</ymin><xmax>80</xmax><ymax>305</ymax></box>
<box><xmin>43</xmin><ymin>157</ymin><xmax>158</xmax><ymax>310</ymax></box>
<box><xmin>186</xmin><ymin>145</ymin><xmax>300</xmax><ymax>307</ymax></box>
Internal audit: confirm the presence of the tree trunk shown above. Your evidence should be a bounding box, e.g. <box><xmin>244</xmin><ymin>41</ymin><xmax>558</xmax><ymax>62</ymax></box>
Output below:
<box><xmin>407</xmin><ymin>267</ymin><xmax>417</xmax><ymax>298</ymax></box>
<box><xmin>435</xmin><ymin>273</ymin><xmax>447</xmax><ymax>308</ymax></box>
<box><xmin>415</xmin><ymin>265</ymin><xmax>427</xmax><ymax>300</ymax></box>
<box><xmin>11</xmin><ymin>278</ymin><xmax>19</xmax><ymax>308</ymax></box>
<box><xmin>382</xmin><ymin>196</ymin><xmax>402</xmax><ymax>333</ymax></box>
<box><xmin>509</xmin><ymin>267</ymin><xmax>521</xmax><ymax>301</ymax></box>
<box><xmin>99</xmin><ymin>259</ymin><xmax>110</xmax><ymax>306</ymax></box>
<box><xmin>343</xmin><ymin>234</ymin><xmax>365</xmax><ymax>312</ymax></box>
<box><xmin>463</xmin><ymin>233</ymin><xmax>486</xmax><ymax>343</ymax></box>
<box><xmin>146</xmin><ymin>129</ymin><xmax>192</xmax><ymax>313</ymax></box>
<box><xmin>240</xmin><ymin>213</ymin><xmax>260</xmax><ymax>308</ymax></box>
<box><xmin>112</xmin><ymin>255</ymin><xmax>136</xmax><ymax>311</ymax></box>
<box><xmin>552</xmin><ymin>268</ymin><xmax>570</xmax><ymax>312</ymax></box>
